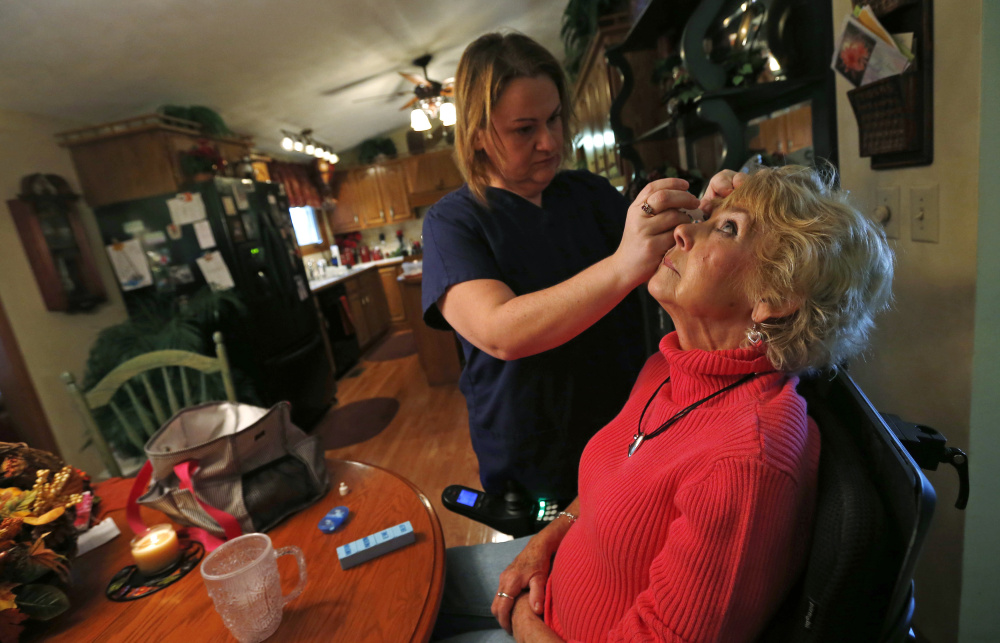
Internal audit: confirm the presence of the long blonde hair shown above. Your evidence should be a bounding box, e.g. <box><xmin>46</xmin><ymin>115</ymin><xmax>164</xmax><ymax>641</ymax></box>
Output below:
<box><xmin>453</xmin><ymin>32</ymin><xmax>573</xmax><ymax>204</ymax></box>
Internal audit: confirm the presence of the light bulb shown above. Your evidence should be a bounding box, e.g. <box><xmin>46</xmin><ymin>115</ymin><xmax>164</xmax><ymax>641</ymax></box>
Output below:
<box><xmin>330</xmin><ymin>152</ymin><xmax>339</xmax><ymax>164</ymax></box>
<box><xmin>411</xmin><ymin>108</ymin><xmax>432</xmax><ymax>132</ymax></box>
<box><xmin>281</xmin><ymin>136</ymin><xmax>293</xmax><ymax>150</ymax></box>
<box><xmin>293</xmin><ymin>140</ymin><xmax>304</xmax><ymax>152</ymax></box>
<box><xmin>305</xmin><ymin>142</ymin><xmax>315</xmax><ymax>155</ymax></box>
<box><xmin>440</xmin><ymin>102</ymin><xmax>456</xmax><ymax>126</ymax></box>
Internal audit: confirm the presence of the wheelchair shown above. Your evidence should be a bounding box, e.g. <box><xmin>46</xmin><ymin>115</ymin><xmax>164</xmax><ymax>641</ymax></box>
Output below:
<box><xmin>443</xmin><ymin>370</ymin><xmax>969</xmax><ymax>642</ymax></box>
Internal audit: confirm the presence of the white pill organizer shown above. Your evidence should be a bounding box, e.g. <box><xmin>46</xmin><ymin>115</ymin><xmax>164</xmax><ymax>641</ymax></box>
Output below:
<box><xmin>336</xmin><ymin>521</ymin><xmax>416</xmax><ymax>569</ymax></box>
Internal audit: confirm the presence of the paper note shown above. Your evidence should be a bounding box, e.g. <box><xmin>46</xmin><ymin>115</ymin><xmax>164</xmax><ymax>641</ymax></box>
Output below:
<box><xmin>142</xmin><ymin>230</ymin><xmax>167</xmax><ymax>246</ymax></box>
<box><xmin>167</xmin><ymin>192</ymin><xmax>207</xmax><ymax>226</ymax></box>
<box><xmin>831</xmin><ymin>16</ymin><xmax>910</xmax><ymax>87</ymax></box>
<box><xmin>193</xmin><ymin>219</ymin><xmax>216</xmax><ymax>249</ymax></box>
<box><xmin>123</xmin><ymin>220</ymin><xmax>146</xmax><ymax>235</ymax></box>
<box><xmin>221</xmin><ymin>195</ymin><xmax>237</xmax><ymax>216</ymax></box>
<box><xmin>295</xmin><ymin>275</ymin><xmax>309</xmax><ymax>301</ymax></box>
<box><xmin>105</xmin><ymin>239</ymin><xmax>153</xmax><ymax>291</ymax></box>
<box><xmin>196</xmin><ymin>251</ymin><xmax>235</xmax><ymax>291</ymax></box>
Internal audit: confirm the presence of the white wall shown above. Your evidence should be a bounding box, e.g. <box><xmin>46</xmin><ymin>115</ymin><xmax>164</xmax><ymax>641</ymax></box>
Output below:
<box><xmin>830</xmin><ymin>1</ymin><xmax>982</xmax><ymax>641</ymax></box>
<box><xmin>0</xmin><ymin>108</ymin><xmax>128</xmax><ymax>476</ymax></box>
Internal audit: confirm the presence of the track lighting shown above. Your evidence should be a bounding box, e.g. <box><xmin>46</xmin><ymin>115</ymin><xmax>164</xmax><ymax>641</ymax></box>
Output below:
<box><xmin>280</xmin><ymin>128</ymin><xmax>338</xmax><ymax>164</ymax></box>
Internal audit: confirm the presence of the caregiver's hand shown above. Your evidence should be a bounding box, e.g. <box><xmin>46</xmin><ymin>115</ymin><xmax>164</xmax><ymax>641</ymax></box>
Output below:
<box><xmin>613</xmin><ymin>178</ymin><xmax>700</xmax><ymax>287</ymax></box>
<box><xmin>699</xmin><ymin>169</ymin><xmax>747</xmax><ymax>214</ymax></box>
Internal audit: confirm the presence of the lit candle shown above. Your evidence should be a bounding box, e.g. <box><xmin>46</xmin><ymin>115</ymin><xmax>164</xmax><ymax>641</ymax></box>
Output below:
<box><xmin>130</xmin><ymin>524</ymin><xmax>181</xmax><ymax>576</ymax></box>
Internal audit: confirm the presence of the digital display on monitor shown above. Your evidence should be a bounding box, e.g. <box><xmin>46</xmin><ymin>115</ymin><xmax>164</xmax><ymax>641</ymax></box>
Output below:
<box><xmin>456</xmin><ymin>489</ymin><xmax>479</xmax><ymax>507</ymax></box>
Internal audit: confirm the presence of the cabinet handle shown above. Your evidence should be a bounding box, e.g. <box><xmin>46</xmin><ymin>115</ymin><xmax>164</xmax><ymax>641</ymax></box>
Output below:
<box><xmin>379</xmin><ymin>210</ymin><xmax>385</xmax><ymax>220</ymax></box>
<box><xmin>353</xmin><ymin>215</ymin><xmax>359</xmax><ymax>223</ymax></box>
<box><xmin>389</xmin><ymin>207</ymin><xmax>395</xmax><ymax>220</ymax></box>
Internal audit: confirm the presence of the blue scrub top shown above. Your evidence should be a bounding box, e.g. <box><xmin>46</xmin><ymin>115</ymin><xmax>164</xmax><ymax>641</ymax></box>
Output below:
<box><xmin>421</xmin><ymin>170</ymin><xmax>647</xmax><ymax>501</ymax></box>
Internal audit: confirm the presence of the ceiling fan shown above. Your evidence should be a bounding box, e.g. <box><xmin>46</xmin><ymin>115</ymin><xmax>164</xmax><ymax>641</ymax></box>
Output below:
<box><xmin>348</xmin><ymin>54</ymin><xmax>455</xmax><ymax>111</ymax></box>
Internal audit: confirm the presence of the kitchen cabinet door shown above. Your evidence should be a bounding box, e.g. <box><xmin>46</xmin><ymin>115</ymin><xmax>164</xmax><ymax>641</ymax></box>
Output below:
<box><xmin>405</xmin><ymin>149</ymin><xmax>464</xmax><ymax>208</ymax></box>
<box><xmin>345</xmin><ymin>285</ymin><xmax>371</xmax><ymax>348</ymax></box>
<box><xmin>356</xmin><ymin>167</ymin><xmax>387</xmax><ymax>227</ymax></box>
<box><xmin>379</xmin><ymin>265</ymin><xmax>405</xmax><ymax>324</ymax></box>
<box><xmin>378</xmin><ymin>163</ymin><xmax>413</xmax><ymax>224</ymax></box>
<box><xmin>330</xmin><ymin>172</ymin><xmax>363</xmax><ymax>233</ymax></box>
<box><xmin>361</xmin><ymin>268</ymin><xmax>391</xmax><ymax>341</ymax></box>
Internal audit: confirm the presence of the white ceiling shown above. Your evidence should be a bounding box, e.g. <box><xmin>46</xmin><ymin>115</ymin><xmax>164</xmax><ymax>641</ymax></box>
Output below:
<box><xmin>0</xmin><ymin>0</ymin><xmax>567</xmax><ymax>157</ymax></box>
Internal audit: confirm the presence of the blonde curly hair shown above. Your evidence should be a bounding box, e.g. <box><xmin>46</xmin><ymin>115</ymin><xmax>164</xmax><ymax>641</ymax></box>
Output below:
<box><xmin>716</xmin><ymin>164</ymin><xmax>894</xmax><ymax>374</ymax></box>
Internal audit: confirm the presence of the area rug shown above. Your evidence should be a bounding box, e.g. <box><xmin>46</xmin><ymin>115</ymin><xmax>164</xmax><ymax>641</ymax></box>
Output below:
<box><xmin>310</xmin><ymin>398</ymin><xmax>400</xmax><ymax>449</ymax></box>
<box><xmin>366</xmin><ymin>330</ymin><xmax>417</xmax><ymax>362</ymax></box>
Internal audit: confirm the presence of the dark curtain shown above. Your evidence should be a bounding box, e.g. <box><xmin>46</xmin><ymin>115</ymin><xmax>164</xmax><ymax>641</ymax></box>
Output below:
<box><xmin>267</xmin><ymin>161</ymin><xmax>323</xmax><ymax>208</ymax></box>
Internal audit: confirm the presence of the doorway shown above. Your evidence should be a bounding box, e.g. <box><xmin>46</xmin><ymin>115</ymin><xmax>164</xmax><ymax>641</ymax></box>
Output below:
<box><xmin>0</xmin><ymin>292</ymin><xmax>60</xmax><ymax>454</ymax></box>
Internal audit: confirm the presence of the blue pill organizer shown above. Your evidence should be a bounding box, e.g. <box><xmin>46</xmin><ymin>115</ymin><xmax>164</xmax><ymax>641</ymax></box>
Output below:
<box><xmin>336</xmin><ymin>521</ymin><xmax>415</xmax><ymax>569</ymax></box>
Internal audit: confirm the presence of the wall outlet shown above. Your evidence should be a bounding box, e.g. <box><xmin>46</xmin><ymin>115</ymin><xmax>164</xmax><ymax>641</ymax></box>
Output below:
<box><xmin>875</xmin><ymin>186</ymin><xmax>901</xmax><ymax>239</ymax></box>
<box><xmin>910</xmin><ymin>185</ymin><xmax>940</xmax><ymax>243</ymax></box>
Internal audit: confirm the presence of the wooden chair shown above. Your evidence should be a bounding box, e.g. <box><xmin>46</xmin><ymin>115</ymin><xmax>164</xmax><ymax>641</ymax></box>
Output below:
<box><xmin>62</xmin><ymin>331</ymin><xmax>236</xmax><ymax>477</ymax></box>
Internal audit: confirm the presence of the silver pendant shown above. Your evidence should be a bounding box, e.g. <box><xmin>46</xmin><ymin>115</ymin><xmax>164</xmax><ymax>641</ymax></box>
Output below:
<box><xmin>628</xmin><ymin>432</ymin><xmax>645</xmax><ymax>457</ymax></box>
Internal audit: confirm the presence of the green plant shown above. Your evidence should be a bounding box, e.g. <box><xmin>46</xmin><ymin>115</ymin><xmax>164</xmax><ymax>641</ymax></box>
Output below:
<box><xmin>81</xmin><ymin>287</ymin><xmax>254</xmax><ymax>455</ymax></box>
<box><xmin>561</xmin><ymin>0</ymin><xmax>628</xmax><ymax>81</ymax></box>
<box><xmin>358</xmin><ymin>138</ymin><xmax>398</xmax><ymax>164</ymax></box>
<box><xmin>159</xmin><ymin>105</ymin><xmax>232</xmax><ymax>137</ymax></box>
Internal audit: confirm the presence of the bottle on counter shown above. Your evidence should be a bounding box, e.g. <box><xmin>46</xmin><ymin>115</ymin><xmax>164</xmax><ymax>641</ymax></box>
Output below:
<box><xmin>360</xmin><ymin>245</ymin><xmax>372</xmax><ymax>263</ymax></box>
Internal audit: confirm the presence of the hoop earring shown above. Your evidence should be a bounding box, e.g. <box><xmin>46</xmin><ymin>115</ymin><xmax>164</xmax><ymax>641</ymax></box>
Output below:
<box><xmin>746</xmin><ymin>323</ymin><xmax>765</xmax><ymax>347</ymax></box>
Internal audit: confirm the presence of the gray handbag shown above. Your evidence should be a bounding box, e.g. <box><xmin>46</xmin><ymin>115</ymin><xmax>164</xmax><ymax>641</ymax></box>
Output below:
<box><xmin>129</xmin><ymin>401</ymin><xmax>329</xmax><ymax>540</ymax></box>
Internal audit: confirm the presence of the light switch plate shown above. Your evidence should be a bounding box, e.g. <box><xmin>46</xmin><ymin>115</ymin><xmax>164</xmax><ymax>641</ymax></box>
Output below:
<box><xmin>910</xmin><ymin>185</ymin><xmax>939</xmax><ymax>243</ymax></box>
<box><xmin>875</xmin><ymin>186</ymin><xmax>901</xmax><ymax>239</ymax></box>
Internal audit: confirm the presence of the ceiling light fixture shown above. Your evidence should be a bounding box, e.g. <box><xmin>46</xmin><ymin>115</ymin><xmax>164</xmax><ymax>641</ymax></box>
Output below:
<box><xmin>410</xmin><ymin>96</ymin><xmax>456</xmax><ymax>132</ymax></box>
<box><xmin>280</xmin><ymin>128</ymin><xmax>339</xmax><ymax>164</ymax></box>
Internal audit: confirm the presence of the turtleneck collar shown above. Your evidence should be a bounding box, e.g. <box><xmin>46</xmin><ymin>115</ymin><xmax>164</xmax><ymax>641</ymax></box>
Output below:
<box><xmin>658</xmin><ymin>332</ymin><xmax>783</xmax><ymax>406</ymax></box>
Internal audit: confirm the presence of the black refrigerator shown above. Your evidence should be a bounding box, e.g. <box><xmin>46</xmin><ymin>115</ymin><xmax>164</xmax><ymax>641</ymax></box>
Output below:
<box><xmin>94</xmin><ymin>177</ymin><xmax>334</xmax><ymax>428</ymax></box>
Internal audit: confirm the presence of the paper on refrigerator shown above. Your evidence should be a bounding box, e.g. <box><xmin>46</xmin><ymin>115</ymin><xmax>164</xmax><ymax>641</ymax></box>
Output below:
<box><xmin>167</xmin><ymin>192</ymin><xmax>207</xmax><ymax>226</ymax></box>
<box><xmin>196</xmin><ymin>251</ymin><xmax>235</xmax><ymax>291</ymax></box>
<box><xmin>105</xmin><ymin>239</ymin><xmax>153</xmax><ymax>291</ymax></box>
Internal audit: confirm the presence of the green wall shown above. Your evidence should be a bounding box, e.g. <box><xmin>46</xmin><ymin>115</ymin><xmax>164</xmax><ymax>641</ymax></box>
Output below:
<box><xmin>959</xmin><ymin>1</ymin><xmax>1000</xmax><ymax>640</ymax></box>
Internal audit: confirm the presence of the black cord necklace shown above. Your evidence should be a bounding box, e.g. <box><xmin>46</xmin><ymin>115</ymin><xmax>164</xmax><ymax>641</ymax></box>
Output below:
<box><xmin>627</xmin><ymin>372</ymin><xmax>763</xmax><ymax>457</ymax></box>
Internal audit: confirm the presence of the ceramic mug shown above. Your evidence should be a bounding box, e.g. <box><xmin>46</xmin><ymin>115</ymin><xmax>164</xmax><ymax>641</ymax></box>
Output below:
<box><xmin>200</xmin><ymin>533</ymin><xmax>307</xmax><ymax>643</ymax></box>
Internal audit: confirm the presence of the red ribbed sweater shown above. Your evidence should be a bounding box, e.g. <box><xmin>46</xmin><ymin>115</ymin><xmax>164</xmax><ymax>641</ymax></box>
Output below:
<box><xmin>544</xmin><ymin>332</ymin><xmax>820</xmax><ymax>643</ymax></box>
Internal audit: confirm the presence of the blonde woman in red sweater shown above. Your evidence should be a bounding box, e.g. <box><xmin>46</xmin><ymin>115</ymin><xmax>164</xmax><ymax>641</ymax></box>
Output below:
<box><xmin>432</xmin><ymin>164</ymin><xmax>894</xmax><ymax>643</ymax></box>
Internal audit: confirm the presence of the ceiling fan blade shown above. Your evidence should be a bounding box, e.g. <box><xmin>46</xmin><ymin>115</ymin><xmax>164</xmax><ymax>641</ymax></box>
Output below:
<box><xmin>441</xmin><ymin>87</ymin><xmax>455</xmax><ymax>97</ymax></box>
<box><xmin>399</xmin><ymin>71</ymin><xmax>430</xmax><ymax>87</ymax></box>
<box><xmin>352</xmin><ymin>91</ymin><xmax>414</xmax><ymax>104</ymax></box>
<box><xmin>399</xmin><ymin>96</ymin><xmax>420</xmax><ymax>111</ymax></box>
<box><xmin>442</xmin><ymin>77</ymin><xmax>455</xmax><ymax>85</ymax></box>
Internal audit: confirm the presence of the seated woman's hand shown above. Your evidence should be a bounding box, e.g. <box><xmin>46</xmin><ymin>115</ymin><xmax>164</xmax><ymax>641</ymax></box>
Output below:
<box><xmin>492</xmin><ymin>534</ymin><xmax>557</xmax><ymax>634</ymax></box>
<box><xmin>615</xmin><ymin>178</ymin><xmax>701</xmax><ymax>287</ymax></box>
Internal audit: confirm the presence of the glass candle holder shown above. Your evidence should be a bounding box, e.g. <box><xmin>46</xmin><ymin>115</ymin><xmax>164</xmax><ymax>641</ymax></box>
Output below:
<box><xmin>130</xmin><ymin>524</ymin><xmax>181</xmax><ymax>576</ymax></box>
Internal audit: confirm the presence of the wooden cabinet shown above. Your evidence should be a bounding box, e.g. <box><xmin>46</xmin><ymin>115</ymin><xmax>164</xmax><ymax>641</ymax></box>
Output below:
<box><xmin>330</xmin><ymin>161</ymin><xmax>415</xmax><ymax>234</ymax></box>
<box><xmin>7</xmin><ymin>196</ymin><xmax>106</xmax><ymax>312</ymax></box>
<box><xmin>571</xmin><ymin>14</ymin><xmax>630</xmax><ymax>186</ymax></box>
<box><xmin>404</xmin><ymin>149</ymin><xmax>464</xmax><ymax>208</ymax></box>
<box><xmin>379</xmin><ymin>264</ymin><xmax>405</xmax><ymax>325</ymax></box>
<box><xmin>607</xmin><ymin>0</ymin><xmax>836</xmax><ymax>181</ymax></box>
<box><xmin>55</xmin><ymin>114</ymin><xmax>253</xmax><ymax>208</ymax></box>
<box><xmin>343</xmin><ymin>268</ymin><xmax>391</xmax><ymax>351</ymax></box>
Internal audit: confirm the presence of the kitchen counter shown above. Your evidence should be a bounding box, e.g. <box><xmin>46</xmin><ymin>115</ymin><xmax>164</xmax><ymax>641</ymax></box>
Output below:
<box><xmin>308</xmin><ymin>257</ymin><xmax>404</xmax><ymax>293</ymax></box>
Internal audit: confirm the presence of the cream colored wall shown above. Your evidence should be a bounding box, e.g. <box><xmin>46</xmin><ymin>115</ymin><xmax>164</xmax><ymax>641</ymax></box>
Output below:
<box><xmin>0</xmin><ymin>108</ymin><xmax>128</xmax><ymax>476</ymax></box>
<box><xmin>830</xmin><ymin>1</ymin><xmax>980</xmax><ymax>641</ymax></box>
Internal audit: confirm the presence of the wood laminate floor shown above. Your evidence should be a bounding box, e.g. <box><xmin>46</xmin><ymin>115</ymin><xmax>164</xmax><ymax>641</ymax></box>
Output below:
<box><xmin>322</xmin><ymin>332</ymin><xmax>508</xmax><ymax>549</ymax></box>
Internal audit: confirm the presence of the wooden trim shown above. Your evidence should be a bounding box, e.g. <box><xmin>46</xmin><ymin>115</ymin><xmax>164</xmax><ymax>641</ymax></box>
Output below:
<box><xmin>0</xmin><ymin>293</ymin><xmax>60</xmax><ymax>455</ymax></box>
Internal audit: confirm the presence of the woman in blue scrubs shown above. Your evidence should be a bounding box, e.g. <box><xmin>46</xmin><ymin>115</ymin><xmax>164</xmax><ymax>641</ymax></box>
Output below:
<box><xmin>421</xmin><ymin>32</ymin><xmax>741</xmax><ymax>507</ymax></box>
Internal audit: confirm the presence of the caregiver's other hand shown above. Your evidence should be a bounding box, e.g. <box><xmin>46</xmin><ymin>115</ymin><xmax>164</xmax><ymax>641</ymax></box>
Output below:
<box><xmin>699</xmin><ymin>169</ymin><xmax>747</xmax><ymax>214</ymax></box>
<box><xmin>615</xmin><ymin>178</ymin><xmax>701</xmax><ymax>287</ymax></box>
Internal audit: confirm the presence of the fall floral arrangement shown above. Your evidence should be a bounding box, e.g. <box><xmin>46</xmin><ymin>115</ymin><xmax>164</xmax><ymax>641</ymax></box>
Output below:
<box><xmin>179</xmin><ymin>139</ymin><xmax>226</xmax><ymax>177</ymax></box>
<box><xmin>0</xmin><ymin>443</ymin><xmax>92</xmax><ymax>642</ymax></box>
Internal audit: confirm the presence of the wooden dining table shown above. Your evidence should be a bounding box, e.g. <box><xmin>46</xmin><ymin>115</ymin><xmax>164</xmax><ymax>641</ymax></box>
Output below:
<box><xmin>28</xmin><ymin>458</ymin><xmax>445</xmax><ymax>642</ymax></box>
